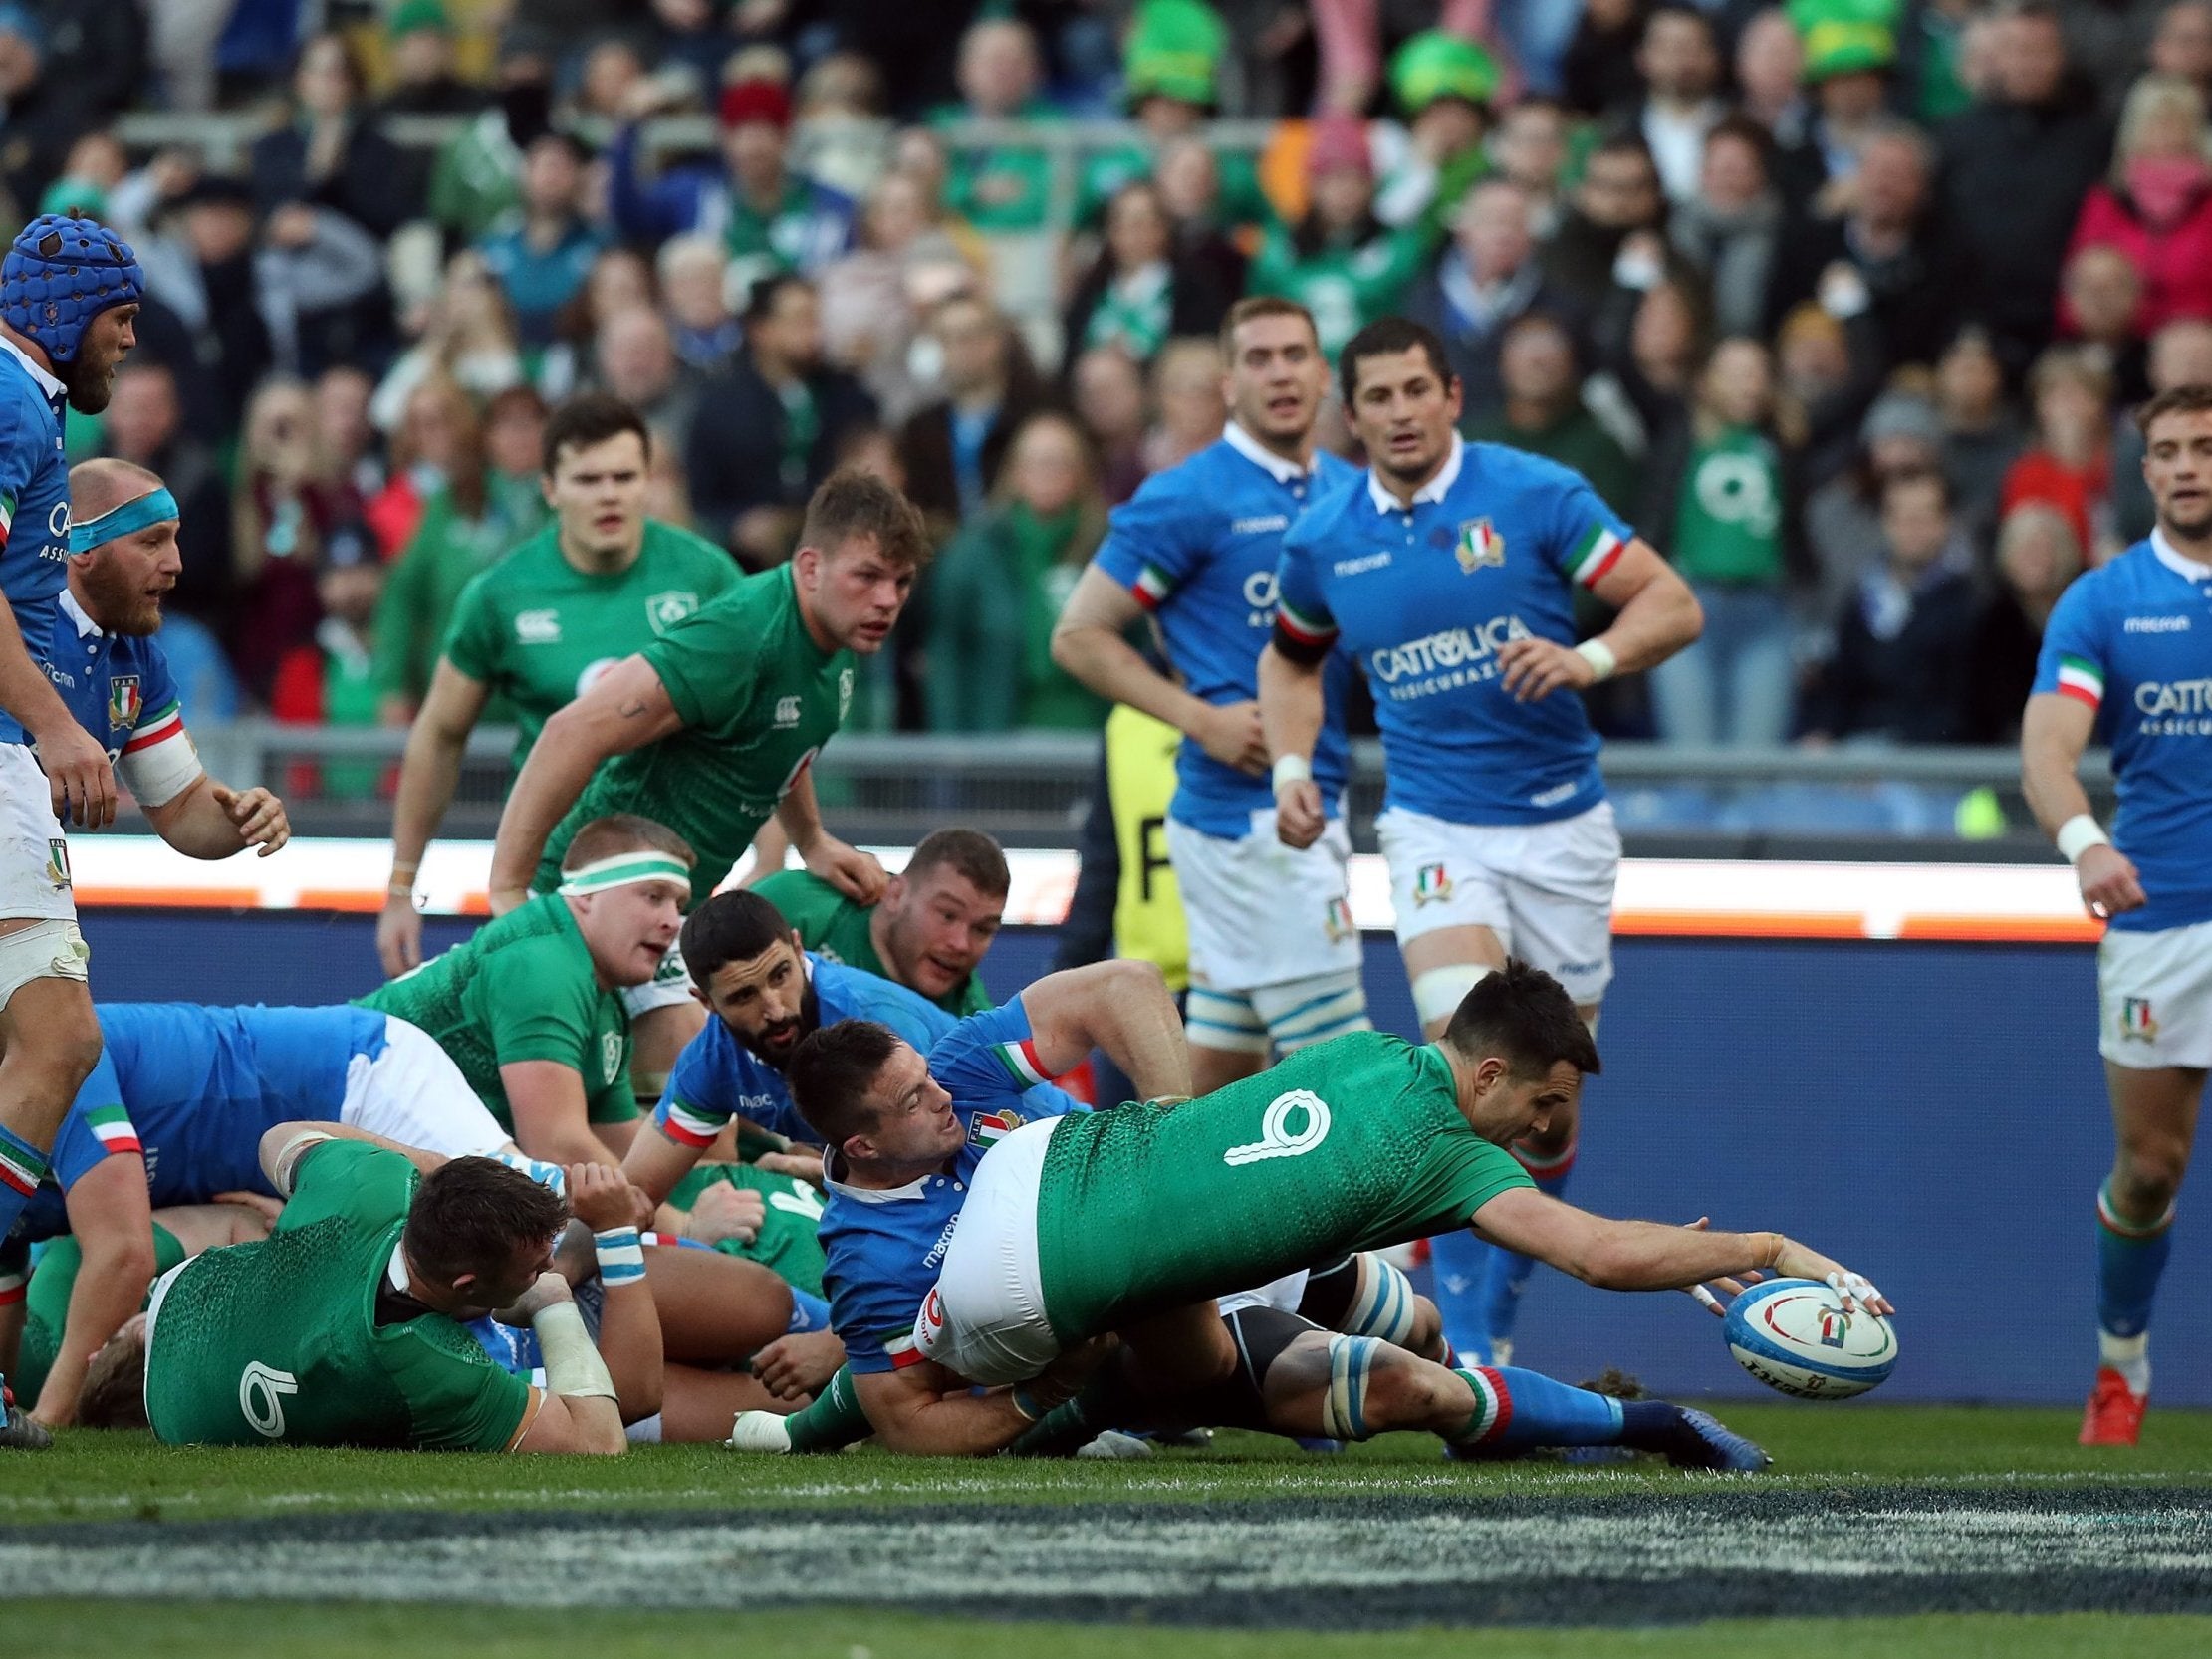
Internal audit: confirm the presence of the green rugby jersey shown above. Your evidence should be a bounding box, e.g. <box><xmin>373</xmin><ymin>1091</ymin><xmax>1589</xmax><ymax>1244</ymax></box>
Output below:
<box><xmin>752</xmin><ymin>869</ymin><xmax>992</xmax><ymax>1016</ymax></box>
<box><xmin>666</xmin><ymin>1162</ymin><xmax>829</xmax><ymax>1297</ymax></box>
<box><xmin>358</xmin><ymin>892</ymin><xmax>635</xmax><ymax>1128</ymax></box>
<box><xmin>442</xmin><ymin>519</ymin><xmax>738</xmax><ymax>766</ymax></box>
<box><xmin>1034</xmin><ymin>1032</ymin><xmax>1533</xmax><ymax>1338</ymax></box>
<box><xmin>537</xmin><ymin>564</ymin><xmax>857</xmax><ymax>908</ymax></box>
<box><xmin>143</xmin><ymin>1142</ymin><xmax>532</xmax><ymax>1450</ymax></box>
<box><xmin>14</xmin><ymin>1223</ymin><xmax>187</xmax><ymax>1403</ymax></box>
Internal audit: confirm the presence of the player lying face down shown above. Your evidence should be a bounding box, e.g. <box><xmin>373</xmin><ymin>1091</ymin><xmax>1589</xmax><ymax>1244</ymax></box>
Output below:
<box><xmin>787</xmin><ymin>962</ymin><xmax>1888</xmax><ymax>1461</ymax></box>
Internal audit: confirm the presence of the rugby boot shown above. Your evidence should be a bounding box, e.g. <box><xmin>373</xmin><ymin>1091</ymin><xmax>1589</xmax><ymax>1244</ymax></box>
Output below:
<box><xmin>2079</xmin><ymin>1367</ymin><xmax>2147</xmax><ymax>1447</ymax></box>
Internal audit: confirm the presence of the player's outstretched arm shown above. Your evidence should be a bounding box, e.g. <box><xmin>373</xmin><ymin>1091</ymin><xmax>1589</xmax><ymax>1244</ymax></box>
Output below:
<box><xmin>568</xmin><ymin>1165</ymin><xmax>663</xmax><ymax>1424</ymax></box>
<box><xmin>775</xmin><ymin>765</ymin><xmax>885</xmax><ymax>904</ymax></box>
<box><xmin>1257</xmin><ymin>641</ymin><xmax>1328</xmax><ymax>848</ymax></box>
<box><xmin>0</xmin><ymin>591</ymin><xmax>115</xmax><ymax>828</ymax></box>
<box><xmin>1021</xmin><ymin>959</ymin><xmax>1190</xmax><ymax>1104</ymax></box>
<box><xmin>381</xmin><ymin>661</ymin><xmax>492</xmax><ymax>974</ymax></box>
<box><xmin>1470</xmin><ymin>1188</ymin><xmax>1893</xmax><ymax>1313</ymax></box>
<box><xmin>2022</xmin><ymin>691</ymin><xmax>2144</xmax><ymax>918</ymax></box>
<box><xmin>622</xmin><ymin>1118</ymin><xmax>706</xmax><ymax>1207</ymax></box>
<box><xmin>502</xmin><ymin>1273</ymin><xmax>626</xmax><ymax>1454</ymax></box>
<box><xmin>488</xmin><ymin>654</ymin><xmax>683</xmax><ymax>911</ymax></box>
<box><xmin>502</xmin><ymin>1063</ymin><xmax>626</xmax><ymax>1172</ymax></box>
<box><xmin>1052</xmin><ymin>569</ymin><xmax>1266</xmax><ymax>774</ymax></box>
<box><xmin>853</xmin><ymin>1345</ymin><xmax>1107</xmax><ymax>1457</ymax></box>
<box><xmin>258</xmin><ymin>1122</ymin><xmax>448</xmax><ymax>1193</ymax></box>
<box><xmin>33</xmin><ymin>1153</ymin><xmax>157</xmax><ymax>1426</ymax></box>
<box><xmin>140</xmin><ymin>770</ymin><xmax>290</xmax><ymax>860</ymax></box>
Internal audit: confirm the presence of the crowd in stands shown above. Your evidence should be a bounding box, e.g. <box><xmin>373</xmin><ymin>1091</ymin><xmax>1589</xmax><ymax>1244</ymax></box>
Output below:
<box><xmin>17</xmin><ymin>0</ymin><xmax>2209</xmax><ymax>767</ymax></box>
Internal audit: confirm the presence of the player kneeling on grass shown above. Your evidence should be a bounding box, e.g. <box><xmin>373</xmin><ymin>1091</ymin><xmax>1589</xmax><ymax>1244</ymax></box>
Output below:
<box><xmin>358</xmin><ymin>815</ymin><xmax>694</xmax><ymax>1169</ymax></box>
<box><xmin>83</xmin><ymin>1128</ymin><xmax>638</xmax><ymax>1452</ymax></box>
<box><xmin>762</xmin><ymin>960</ymin><xmax>1886</xmax><ymax>1467</ymax></box>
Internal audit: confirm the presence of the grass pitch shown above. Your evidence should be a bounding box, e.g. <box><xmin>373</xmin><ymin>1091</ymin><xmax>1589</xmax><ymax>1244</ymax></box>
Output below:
<box><xmin>5</xmin><ymin>1405</ymin><xmax>2210</xmax><ymax>1657</ymax></box>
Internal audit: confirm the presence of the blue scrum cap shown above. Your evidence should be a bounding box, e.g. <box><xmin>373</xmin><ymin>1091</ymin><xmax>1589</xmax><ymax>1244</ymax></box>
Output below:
<box><xmin>1</xmin><ymin>213</ymin><xmax>144</xmax><ymax>366</ymax></box>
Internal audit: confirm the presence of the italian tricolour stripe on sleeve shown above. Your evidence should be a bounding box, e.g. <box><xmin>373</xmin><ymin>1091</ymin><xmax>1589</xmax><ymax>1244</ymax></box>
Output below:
<box><xmin>658</xmin><ymin>1096</ymin><xmax>727</xmax><ymax>1149</ymax></box>
<box><xmin>1565</xmin><ymin>524</ymin><xmax>1625</xmax><ymax>590</ymax></box>
<box><xmin>882</xmin><ymin>1332</ymin><xmax>927</xmax><ymax>1369</ymax></box>
<box><xmin>122</xmin><ymin>700</ymin><xmax>184</xmax><ymax>755</ymax></box>
<box><xmin>0</xmin><ymin>1135</ymin><xmax>40</xmax><ymax>1197</ymax></box>
<box><xmin>991</xmin><ymin>1037</ymin><xmax>1051</xmax><ymax>1089</ymax></box>
<box><xmin>1275</xmin><ymin>597</ymin><xmax>1337</xmax><ymax>648</ymax></box>
<box><xmin>2056</xmin><ymin>655</ymin><xmax>2104</xmax><ymax>711</ymax></box>
<box><xmin>1130</xmin><ymin>564</ymin><xmax>1172</xmax><ymax>611</ymax></box>
<box><xmin>87</xmin><ymin>1105</ymin><xmax>142</xmax><ymax>1156</ymax></box>
<box><xmin>0</xmin><ymin>490</ymin><xmax>15</xmax><ymax>547</ymax></box>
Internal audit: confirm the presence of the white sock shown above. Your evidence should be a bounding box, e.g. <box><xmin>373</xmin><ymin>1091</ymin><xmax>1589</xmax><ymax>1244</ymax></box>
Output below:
<box><xmin>623</xmin><ymin>1412</ymin><xmax>664</xmax><ymax>1443</ymax></box>
<box><xmin>2098</xmin><ymin>1330</ymin><xmax>2150</xmax><ymax>1397</ymax></box>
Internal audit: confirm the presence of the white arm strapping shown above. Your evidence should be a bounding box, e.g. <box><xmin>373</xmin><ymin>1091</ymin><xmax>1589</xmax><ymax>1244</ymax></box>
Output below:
<box><xmin>270</xmin><ymin>1128</ymin><xmax>337</xmax><ymax>1197</ymax></box>
<box><xmin>531</xmin><ymin>1300</ymin><xmax>617</xmax><ymax>1401</ymax></box>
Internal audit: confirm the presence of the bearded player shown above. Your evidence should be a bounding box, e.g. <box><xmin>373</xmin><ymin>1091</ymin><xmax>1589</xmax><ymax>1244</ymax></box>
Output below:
<box><xmin>2024</xmin><ymin>384</ymin><xmax>2212</xmax><ymax>1445</ymax></box>
<box><xmin>1258</xmin><ymin>315</ymin><xmax>1702</xmax><ymax>1368</ymax></box>
<box><xmin>0</xmin><ymin>214</ymin><xmax>142</xmax><ymax>1447</ymax></box>
<box><xmin>1054</xmin><ymin>297</ymin><xmax>1369</xmax><ymax>1089</ymax></box>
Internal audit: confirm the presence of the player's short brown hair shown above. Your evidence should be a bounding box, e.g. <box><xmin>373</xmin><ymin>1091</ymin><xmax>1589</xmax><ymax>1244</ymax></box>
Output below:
<box><xmin>788</xmin><ymin>1018</ymin><xmax>903</xmax><ymax>1148</ymax></box>
<box><xmin>800</xmin><ymin>469</ymin><xmax>932</xmax><ymax>572</ymax></box>
<box><xmin>1340</xmin><ymin>316</ymin><xmax>1456</xmax><ymax>407</ymax></box>
<box><xmin>679</xmin><ymin>888</ymin><xmax>796</xmax><ymax>986</ymax></box>
<box><xmin>1443</xmin><ymin>958</ymin><xmax>1602</xmax><ymax>1079</ymax></box>
<box><xmin>561</xmin><ymin>814</ymin><xmax>696</xmax><ymax>874</ymax></box>
<box><xmin>2136</xmin><ymin>383</ymin><xmax>2212</xmax><ymax>438</ymax></box>
<box><xmin>1219</xmin><ymin>296</ymin><xmax>1320</xmax><ymax>360</ymax></box>
<box><xmin>404</xmin><ymin>1157</ymin><xmax>570</xmax><ymax>1288</ymax></box>
<box><xmin>78</xmin><ymin>1324</ymin><xmax>151</xmax><ymax>1430</ymax></box>
<box><xmin>904</xmin><ymin>828</ymin><xmax>1010</xmax><ymax>899</ymax></box>
<box><xmin>542</xmin><ymin>391</ymin><xmax>651</xmax><ymax>476</ymax></box>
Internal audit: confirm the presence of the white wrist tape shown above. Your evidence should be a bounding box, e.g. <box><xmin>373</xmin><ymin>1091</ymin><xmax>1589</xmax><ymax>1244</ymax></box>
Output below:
<box><xmin>532</xmin><ymin>1299</ymin><xmax>617</xmax><ymax>1401</ymax></box>
<box><xmin>594</xmin><ymin>1225</ymin><xmax>645</xmax><ymax>1288</ymax></box>
<box><xmin>2057</xmin><ymin>815</ymin><xmax>2111</xmax><ymax>865</ymax></box>
<box><xmin>1271</xmin><ymin>754</ymin><xmax>1312</xmax><ymax>795</ymax></box>
<box><xmin>1575</xmin><ymin>639</ymin><xmax>1618</xmax><ymax>682</ymax></box>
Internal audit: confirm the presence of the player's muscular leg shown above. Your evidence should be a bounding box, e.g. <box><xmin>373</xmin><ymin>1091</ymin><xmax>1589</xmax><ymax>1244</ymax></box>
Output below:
<box><xmin>1185</xmin><ymin>982</ymin><xmax>1270</xmax><ymax>1095</ymax></box>
<box><xmin>1259</xmin><ymin>1330</ymin><xmax>1473</xmax><ymax>1438</ymax></box>
<box><xmin>629</xmin><ymin>1000</ymin><xmax>707</xmax><ymax>1101</ymax></box>
<box><xmin>0</xmin><ymin>973</ymin><xmax>103</xmax><ymax>1147</ymax></box>
<box><xmin>1114</xmin><ymin>1301</ymin><xmax>1240</xmax><ymax>1395</ymax></box>
<box><xmin>1400</xmin><ymin>925</ymin><xmax>1509</xmax><ymax>1041</ymax></box>
<box><xmin>642</xmin><ymin>1244</ymin><xmax>795</xmax><ymax>1362</ymax></box>
<box><xmin>1190</xmin><ymin>1043</ymin><xmax>1267</xmax><ymax>1096</ymax></box>
<box><xmin>660</xmin><ymin>1362</ymin><xmax>791</xmax><ymax>1441</ymax></box>
<box><xmin>2104</xmin><ymin>1062</ymin><xmax>2205</xmax><ymax>1223</ymax></box>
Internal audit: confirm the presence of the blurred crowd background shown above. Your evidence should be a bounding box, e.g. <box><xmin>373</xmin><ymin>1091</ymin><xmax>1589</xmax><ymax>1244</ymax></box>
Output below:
<box><xmin>21</xmin><ymin>0</ymin><xmax>2203</xmax><ymax>774</ymax></box>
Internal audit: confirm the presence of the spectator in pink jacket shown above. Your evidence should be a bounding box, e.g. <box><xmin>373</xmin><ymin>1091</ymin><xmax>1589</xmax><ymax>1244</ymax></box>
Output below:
<box><xmin>2064</xmin><ymin>75</ymin><xmax>2212</xmax><ymax>336</ymax></box>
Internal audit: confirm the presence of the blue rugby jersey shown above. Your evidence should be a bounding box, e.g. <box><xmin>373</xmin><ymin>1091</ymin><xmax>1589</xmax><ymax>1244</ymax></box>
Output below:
<box><xmin>13</xmin><ymin>1003</ymin><xmax>390</xmax><ymax>1239</ymax></box>
<box><xmin>1274</xmin><ymin>436</ymin><xmax>1634</xmax><ymax>826</ymax></box>
<box><xmin>2034</xmin><ymin>532</ymin><xmax>2212</xmax><ymax>933</ymax></box>
<box><xmin>653</xmin><ymin>953</ymin><xmax>1075</xmax><ymax>1149</ymax></box>
<box><xmin>47</xmin><ymin>590</ymin><xmax>198</xmax><ymax>806</ymax></box>
<box><xmin>0</xmin><ymin>335</ymin><xmax>72</xmax><ymax>746</ymax></box>
<box><xmin>819</xmin><ymin>997</ymin><xmax>1076</xmax><ymax>1374</ymax></box>
<box><xmin>1092</xmin><ymin>424</ymin><xmax>1359</xmax><ymax>837</ymax></box>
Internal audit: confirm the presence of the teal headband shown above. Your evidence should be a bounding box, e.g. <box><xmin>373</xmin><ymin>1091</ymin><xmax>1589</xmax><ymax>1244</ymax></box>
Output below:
<box><xmin>69</xmin><ymin>486</ymin><xmax>179</xmax><ymax>554</ymax></box>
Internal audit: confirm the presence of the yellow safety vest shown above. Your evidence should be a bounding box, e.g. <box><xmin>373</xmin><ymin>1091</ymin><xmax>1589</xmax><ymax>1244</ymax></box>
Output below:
<box><xmin>1104</xmin><ymin>705</ymin><xmax>1189</xmax><ymax>992</ymax></box>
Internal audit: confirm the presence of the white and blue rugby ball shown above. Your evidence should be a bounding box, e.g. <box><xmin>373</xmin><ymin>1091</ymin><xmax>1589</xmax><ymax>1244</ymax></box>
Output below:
<box><xmin>1723</xmin><ymin>1279</ymin><xmax>1897</xmax><ymax>1399</ymax></box>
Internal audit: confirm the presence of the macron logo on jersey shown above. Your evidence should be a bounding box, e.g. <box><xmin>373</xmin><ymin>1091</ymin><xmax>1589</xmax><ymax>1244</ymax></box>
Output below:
<box><xmin>1232</xmin><ymin>514</ymin><xmax>1290</xmax><ymax>535</ymax></box>
<box><xmin>2125</xmin><ymin>615</ymin><xmax>2193</xmax><ymax>632</ymax></box>
<box><xmin>1335</xmin><ymin>552</ymin><xmax>1392</xmax><ymax>577</ymax></box>
<box><xmin>516</xmin><ymin>609</ymin><xmax>561</xmax><ymax>644</ymax></box>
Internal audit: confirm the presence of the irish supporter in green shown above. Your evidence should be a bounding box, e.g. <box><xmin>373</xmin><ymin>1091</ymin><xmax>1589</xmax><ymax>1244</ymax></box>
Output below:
<box><xmin>102</xmin><ymin>1133</ymin><xmax>639</xmax><ymax>1453</ymax></box>
<box><xmin>486</xmin><ymin>469</ymin><xmax>930</xmax><ymax>1085</ymax></box>
<box><xmin>376</xmin><ymin>392</ymin><xmax>738</xmax><ymax>983</ymax></box>
<box><xmin>754</xmin><ymin>827</ymin><xmax>1008</xmax><ymax>1016</ymax></box>
<box><xmin>786</xmin><ymin>961</ymin><xmax>1892</xmax><ymax>1458</ymax></box>
<box><xmin>360</xmin><ymin>817</ymin><xmax>692</xmax><ymax>1168</ymax></box>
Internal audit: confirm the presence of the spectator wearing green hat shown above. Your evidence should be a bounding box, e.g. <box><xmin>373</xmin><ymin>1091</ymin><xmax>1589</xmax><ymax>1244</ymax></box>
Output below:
<box><xmin>377</xmin><ymin>1</ymin><xmax>483</xmax><ymax>118</ymax></box>
<box><xmin>1076</xmin><ymin>0</ymin><xmax>1272</xmax><ymax>235</ymax></box>
<box><xmin>1245</xmin><ymin>117</ymin><xmax>1427</xmax><ymax>360</ymax></box>
<box><xmin>1791</xmin><ymin>0</ymin><xmax>1900</xmax><ymax>197</ymax></box>
<box><xmin>1372</xmin><ymin>31</ymin><xmax>1500</xmax><ymax>237</ymax></box>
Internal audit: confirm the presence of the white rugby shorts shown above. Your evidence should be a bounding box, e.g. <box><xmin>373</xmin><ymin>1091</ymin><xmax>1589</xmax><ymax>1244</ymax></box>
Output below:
<box><xmin>913</xmin><ymin>1114</ymin><xmax>1065</xmax><ymax>1386</ymax></box>
<box><xmin>2099</xmin><ymin>919</ymin><xmax>2212</xmax><ymax>1070</ymax></box>
<box><xmin>343</xmin><ymin>1015</ymin><xmax>512</xmax><ymax>1156</ymax></box>
<box><xmin>1377</xmin><ymin>800</ymin><xmax>1619</xmax><ymax>1006</ymax></box>
<box><xmin>0</xmin><ymin>743</ymin><xmax>77</xmax><ymax>926</ymax></box>
<box><xmin>620</xmin><ymin>937</ymin><xmax>694</xmax><ymax>1019</ymax></box>
<box><xmin>1165</xmin><ymin>812</ymin><xmax>1361</xmax><ymax>995</ymax></box>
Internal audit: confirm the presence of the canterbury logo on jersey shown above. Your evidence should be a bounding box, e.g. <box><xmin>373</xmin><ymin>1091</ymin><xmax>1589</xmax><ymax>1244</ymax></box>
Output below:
<box><xmin>773</xmin><ymin>696</ymin><xmax>803</xmax><ymax>728</ymax></box>
<box><xmin>515</xmin><ymin>608</ymin><xmax>561</xmax><ymax>643</ymax></box>
<box><xmin>1223</xmin><ymin>1088</ymin><xmax>1333</xmax><ymax>1166</ymax></box>
<box><xmin>1367</xmin><ymin>617</ymin><xmax>1531</xmax><ymax>683</ymax></box>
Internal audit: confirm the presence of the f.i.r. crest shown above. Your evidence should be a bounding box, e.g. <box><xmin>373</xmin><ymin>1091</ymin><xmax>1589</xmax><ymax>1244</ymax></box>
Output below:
<box><xmin>1455</xmin><ymin>518</ymin><xmax>1505</xmax><ymax>573</ymax></box>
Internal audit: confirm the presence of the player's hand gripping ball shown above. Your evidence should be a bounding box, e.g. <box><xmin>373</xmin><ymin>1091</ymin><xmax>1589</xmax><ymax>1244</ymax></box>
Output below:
<box><xmin>1723</xmin><ymin>1278</ymin><xmax>1898</xmax><ymax>1399</ymax></box>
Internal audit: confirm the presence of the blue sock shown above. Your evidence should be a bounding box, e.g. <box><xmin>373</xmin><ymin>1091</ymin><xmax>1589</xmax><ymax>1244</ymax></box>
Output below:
<box><xmin>2096</xmin><ymin>1178</ymin><xmax>2174</xmax><ymax>1339</ymax></box>
<box><xmin>1452</xmin><ymin>1364</ymin><xmax>1624</xmax><ymax>1450</ymax></box>
<box><xmin>1480</xmin><ymin>1139</ymin><xmax>1577</xmax><ymax>1348</ymax></box>
<box><xmin>0</xmin><ymin>1122</ymin><xmax>48</xmax><ymax>1243</ymax></box>
<box><xmin>1426</xmin><ymin>1228</ymin><xmax>1494</xmax><ymax>1362</ymax></box>
<box><xmin>787</xmin><ymin>1286</ymin><xmax>832</xmax><ymax>1335</ymax></box>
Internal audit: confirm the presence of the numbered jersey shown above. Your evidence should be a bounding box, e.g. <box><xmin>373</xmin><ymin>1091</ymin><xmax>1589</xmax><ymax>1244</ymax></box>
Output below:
<box><xmin>1031</xmin><ymin>1030</ymin><xmax>1532</xmax><ymax>1339</ymax></box>
<box><xmin>537</xmin><ymin>564</ymin><xmax>857</xmax><ymax>908</ymax></box>
<box><xmin>143</xmin><ymin>1141</ymin><xmax>531</xmax><ymax>1450</ymax></box>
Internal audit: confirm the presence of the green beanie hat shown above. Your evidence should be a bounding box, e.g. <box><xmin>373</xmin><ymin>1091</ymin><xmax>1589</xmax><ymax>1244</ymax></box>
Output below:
<box><xmin>1389</xmin><ymin>30</ymin><xmax>1501</xmax><ymax>114</ymax></box>
<box><xmin>1124</xmin><ymin>0</ymin><xmax>1227</xmax><ymax>107</ymax></box>
<box><xmin>1788</xmin><ymin>0</ymin><xmax>1899</xmax><ymax>80</ymax></box>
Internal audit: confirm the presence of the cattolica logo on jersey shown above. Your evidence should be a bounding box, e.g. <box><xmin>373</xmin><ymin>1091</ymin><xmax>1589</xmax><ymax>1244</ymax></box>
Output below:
<box><xmin>646</xmin><ymin>591</ymin><xmax>699</xmax><ymax>633</ymax></box>
<box><xmin>1224</xmin><ymin>1088</ymin><xmax>1333</xmax><ymax>1166</ymax></box>
<box><xmin>239</xmin><ymin>1361</ymin><xmax>299</xmax><ymax>1439</ymax></box>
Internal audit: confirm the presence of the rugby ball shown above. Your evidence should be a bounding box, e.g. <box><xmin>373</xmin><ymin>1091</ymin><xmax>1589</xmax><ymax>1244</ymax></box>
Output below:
<box><xmin>1723</xmin><ymin>1279</ymin><xmax>1897</xmax><ymax>1399</ymax></box>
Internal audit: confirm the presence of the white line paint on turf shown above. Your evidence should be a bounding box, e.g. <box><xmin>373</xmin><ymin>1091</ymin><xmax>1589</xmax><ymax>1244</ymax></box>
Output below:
<box><xmin>5</xmin><ymin>1505</ymin><xmax>2210</xmax><ymax>1609</ymax></box>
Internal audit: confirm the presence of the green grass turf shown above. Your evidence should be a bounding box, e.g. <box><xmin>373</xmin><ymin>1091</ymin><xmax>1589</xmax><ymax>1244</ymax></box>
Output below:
<box><xmin>2</xmin><ymin>1404</ymin><xmax>2209</xmax><ymax>1526</ymax></box>
<box><xmin>12</xmin><ymin>1603</ymin><xmax>2212</xmax><ymax>1659</ymax></box>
